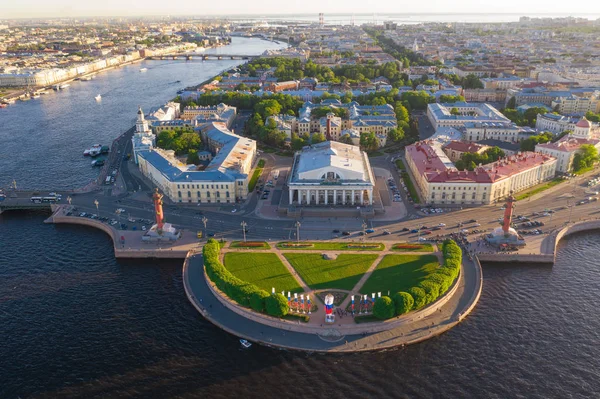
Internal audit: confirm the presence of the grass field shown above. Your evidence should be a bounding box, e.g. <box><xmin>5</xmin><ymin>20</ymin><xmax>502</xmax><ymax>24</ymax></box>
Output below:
<box><xmin>395</xmin><ymin>159</ymin><xmax>406</xmax><ymax>170</ymax></box>
<box><xmin>229</xmin><ymin>241</ymin><xmax>271</xmax><ymax>249</ymax></box>
<box><xmin>359</xmin><ymin>254</ymin><xmax>439</xmax><ymax>294</ymax></box>
<box><xmin>391</xmin><ymin>243</ymin><xmax>434</xmax><ymax>252</ymax></box>
<box><xmin>283</xmin><ymin>253</ymin><xmax>378</xmax><ymax>291</ymax></box>
<box><xmin>223</xmin><ymin>252</ymin><xmax>302</xmax><ymax>293</ymax></box>
<box><xmin>248</xmin><ymin>159</ymin><xmax>265</xmax><ymax>192</ymax></box>
<box><xmin>515</xmin><ymin>177</ymin><xmax>564</xmax><ymax>200</ymax></box>
<box><xmin>277</xmin><ymin>242</ymin><xmax>384</xmax><ymax>251</ymax></box>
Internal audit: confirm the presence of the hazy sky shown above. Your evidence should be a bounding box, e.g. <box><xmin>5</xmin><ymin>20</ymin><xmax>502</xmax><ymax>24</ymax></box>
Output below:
<box><xmin>3</xmin><ymin>0</ymin><xmax>599</xmax><ymax>19</ymax></box>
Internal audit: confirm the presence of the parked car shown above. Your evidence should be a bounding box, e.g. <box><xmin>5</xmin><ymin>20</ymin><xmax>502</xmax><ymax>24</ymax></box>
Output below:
<box><xmin>342</xmin><ymin>231</ymin><xmax>351</xmax><ymax>236</ymax></box>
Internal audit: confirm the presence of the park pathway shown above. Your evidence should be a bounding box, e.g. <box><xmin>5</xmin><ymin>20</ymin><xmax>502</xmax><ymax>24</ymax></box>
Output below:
<box><xmin>221</xmin><ymin>241</ymin><xmax>440</xmax><ymax>326</ymax></box>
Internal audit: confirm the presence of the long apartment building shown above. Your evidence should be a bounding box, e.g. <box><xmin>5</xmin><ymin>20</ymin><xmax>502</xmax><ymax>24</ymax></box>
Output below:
<box><xmin>405</xmin><ymin>140</ymin><xmax>557</xmax><ymax>206</ymax></box>
<box><xmin>137</xmin><ymin>122</ymin><xmax>256</xmax><ymax>204</ymax></box>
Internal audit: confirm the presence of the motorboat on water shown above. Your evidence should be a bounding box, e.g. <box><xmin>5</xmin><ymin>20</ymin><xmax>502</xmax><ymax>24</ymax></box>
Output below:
<box><xmin>139</xmin><ymin>68</ymin><xmax>148</xmax><ymax>72</ymax></box>
<box><xmin>0</xmin><ymin>103</ymin><xmax>7</xmax><ymax>108</ymax></box>
<box><xmin>91</xmin><ymin>159</ymin><xmax>105</xmax><ymax>167</ymax></box>
<box><xmin>84</xmin><ymin>144</ymin><xmax>103</xmax><ymax>156</ymax></box>
<box><xmin>32</xmin><ymin>94</ymin><xmax>40</xmax><ymax>99</ymax></box>
<box><xmin>95</xmin><ymin>94</ymin><xmax>102</xmax><ymax>101</ymax></box>
<box><xmin>59</xmin><ymin>84</ymin><xmax>70</xmax><ymax>89</ymax></box>
<box><xmin>81</xmin><ymin>76</ymin><xmax>92</xmax><ymax>81</ymax></box>
<box><xmin>240</xmin><ymin>339</ymin><xmax>252</xmax><ymax>349</ymax></box>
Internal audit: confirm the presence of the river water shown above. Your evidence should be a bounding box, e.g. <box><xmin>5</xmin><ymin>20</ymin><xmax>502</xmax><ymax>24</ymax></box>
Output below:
<box><xmin>1</xmin><ymin>37</ymin><xmax>600</xmax><ymax>398</ymax></box>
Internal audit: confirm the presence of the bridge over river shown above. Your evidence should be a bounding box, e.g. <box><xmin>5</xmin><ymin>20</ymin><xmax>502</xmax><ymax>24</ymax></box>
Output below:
<box><xmin>145</xmin><ymin>54</ymin><xmax>256</xmax><ymax>61</ymax></box>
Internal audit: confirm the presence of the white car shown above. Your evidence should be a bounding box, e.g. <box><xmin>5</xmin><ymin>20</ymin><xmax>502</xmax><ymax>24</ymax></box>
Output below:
<box><xmin>231</xmin><ymin>209</ymin><xmax>237</xmax><ymax>213</ymax></box>
<box><xmin>438</xmin><ymin>223</ymin><xmax>446</xmax><ymax>227</ymax></box>
<box><xmin>474</xmin><ymin>223</ymin><xmax>481</xmax><ymax>227</ymax></box>
<box><xmin>142</xmin><ymin>225</ymin><xmax>147</xmax><ymax>231</ymax></box>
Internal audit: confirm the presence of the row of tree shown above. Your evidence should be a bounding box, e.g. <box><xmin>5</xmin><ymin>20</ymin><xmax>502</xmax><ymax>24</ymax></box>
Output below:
<box><xmin>373</xmin><ymin>239</ymin><xmax>462</xmax><ymax>319</ymax></box>
<box><xmin>156</xmin><ymin>127</ymin><xmax>202</xmax><ymax>158</ymax></box>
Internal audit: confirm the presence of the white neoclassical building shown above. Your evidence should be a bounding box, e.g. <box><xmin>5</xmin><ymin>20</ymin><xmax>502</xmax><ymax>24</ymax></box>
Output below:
<box><xmin>288</xmin><ymin>141</ymin><xmax>375</xmax><ymax>206</ymax></box>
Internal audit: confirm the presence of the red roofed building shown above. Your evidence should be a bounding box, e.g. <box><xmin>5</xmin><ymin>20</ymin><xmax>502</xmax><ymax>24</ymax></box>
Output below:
<box><xmin>443</xmin><ymin>141</ymin><xmax>488</xmax><ymax>162</ymax></box>
<box><xmin>535</xmin><ymin>135</ymin><xmax>600</xmax><ymax>172</ymax></box>
<box><xmin>405</xmin><ymin>140</ymin><xmax>557</xmax><ymax>205</ymax></box>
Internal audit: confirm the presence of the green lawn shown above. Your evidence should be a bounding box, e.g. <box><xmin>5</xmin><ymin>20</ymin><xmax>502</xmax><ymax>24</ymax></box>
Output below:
<box><xmin>401</xmin><ymin>171</ymin><xmax>420</xmax><ymax>203</ymax></box>
<box><xmin>223</xmin><ymin>252</ymin><xmax>302</xmax><ymax>293</ymax></box>
<box><xmin>277</xmin><ymin>242</ymin><xmax>384</xmax><ymax>251</ymax></box>
<box><xmin>395</xmin><ymin>159</ymin><xmax>406</xmax><ymax>170</ymax></box>
<box><xmin>283</xmin><ymin>253</ymin><xmax>378</xmax><ymax>291</ymax></box>
<box><xmin>248</xmin><ymin>159</ymin><xmax>265</xmax><ymax>191</ymax></box>
<box><xmin>515</xmin><ymin>178</ymin><xmax>564</xmax><ymax>200</ymax></box>
<box><xmin>359</xmin><ymin>254</ymin><xmax>439</xmax><ymax>294</ymax></box>
<box><xmin>391</xmin><ymin>243</ymin><xmax>434</xmax><ymax>252</ymax></box>
<box><xmin>229</xmin><ymin>241</ymin><xmax>271</xmax><ymax>249</ymax></box>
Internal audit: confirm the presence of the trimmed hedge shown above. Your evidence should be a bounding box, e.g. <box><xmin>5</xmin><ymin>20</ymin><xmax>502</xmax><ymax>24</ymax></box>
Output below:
<box><xmin>391</xmin><ymin>239</ymin><xmax>462</xmax><ymax>315</ymax></box>
<box><xmin>203</xmin><ymin>238</ymin><xmax>289</xmax><ymax>318</ymax></box>
<box><xmin>373</xmin><ymin>296</ymin><xmax>395</xmax><ymax>320</ymax></box>
<box><xmin>265</xmin><ymin>293</ymin><xmax>289</xmax><ymax>317</ymax></box>
<box><xmin>408</xmin><ymin>287</ymin><xmax>427</xmax><ymax>309</ymax></box>
<box><xmin>393</xmin><ymin>292</ymin><xmax>414</xmax><ymax>315</ymax></box>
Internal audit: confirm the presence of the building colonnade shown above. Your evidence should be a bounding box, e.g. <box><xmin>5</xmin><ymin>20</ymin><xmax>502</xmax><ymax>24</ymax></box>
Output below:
<box><xmin>288</xmin><ymin>187</ymin><xmax>373</xmax><ymax>206</ymax></box>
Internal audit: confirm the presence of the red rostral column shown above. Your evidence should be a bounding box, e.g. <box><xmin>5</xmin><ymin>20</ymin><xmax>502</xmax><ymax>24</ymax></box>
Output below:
<box><xmin>503</xmin><ymin>191</ymin><xmax>516</xmax><ymax>234</ymax></box>
<box><xmin>152</xmin><ymin>188</ymin><xmax>164</xmax><ymax>232</ymax></box>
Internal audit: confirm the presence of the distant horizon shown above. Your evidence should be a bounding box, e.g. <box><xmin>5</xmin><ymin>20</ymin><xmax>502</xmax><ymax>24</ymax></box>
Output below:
<box><xmin>2</xmin><ymin>1</ymin><xmax>600</xmax><ymax>20</ymax></box>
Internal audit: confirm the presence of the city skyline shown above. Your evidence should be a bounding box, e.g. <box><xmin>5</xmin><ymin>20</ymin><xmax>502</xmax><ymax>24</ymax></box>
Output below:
<box><xmin>2</xmin><ymin>0</ymin><xmax>600</xmax><ymax>19</ymax></box>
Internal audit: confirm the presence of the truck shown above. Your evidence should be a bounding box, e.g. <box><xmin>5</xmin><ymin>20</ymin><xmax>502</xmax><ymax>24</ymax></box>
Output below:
<box><xmin>273</xmin><ymin>170</ymin><xmax>279</xmax><ymax>180</ymax></box>
<box><xmin>105</xmin><ymin>176</ymin><xmax>112</xmax><ymax>185</ymax></box>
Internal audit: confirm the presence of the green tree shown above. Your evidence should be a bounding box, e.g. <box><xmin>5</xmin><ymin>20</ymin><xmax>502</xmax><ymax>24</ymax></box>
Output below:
<box><xmin>419</xmin><ymin>280</ymin><xmax>441</xmax><ymax>305</ymax></box>
<box><xmin>250</xmin><ymin>290</ymin><xmax>271</xmax><ymax>312</ymax></box>
<box><xmin>393</xmin><ymin>292</ymin><xmax>415</xmax><ymax>315</ymax></box>
<box><xmin>585</xmin><ymin>111</ymin><xmax>600</xmax><ymax>123</ymax></box>
<box><xmin>387</xmin><ymin>127</ymin><xmax>405</xmax><ymax>143</ymax></box>
<box><xmin>373</xmin><ymin>296</ymin><xmax>395</xmax><ymax>320</ymax></box>
<box><xmin>450</xmin><ymin>107</ymin><xmax>460</xmax><ymax>115</ymax></box>
<box><xmin>462</xmin><ymin>74</ymin><xmax>484</xmax><ymax>89</ymax></box>
<box><xmin>265</xmin><ymin>293</ymin><xmax>289</xmax><ymax>317</ymax></box>
<box><xmin>573</xmin><ymin>144</ymin><xmax>598</xmax><ymax>171</ymax></box>
<box><xmin>360</xmin><ymin>131</ymin><xmax>379</xmax><ymax>152</ymax></box>
<box><xmin>311</xmin><ymin>132</ymin><xmax>326</xmax><ymax>144</ymax></box>
<box><xmin>439</xmin><ymin>94</ymin><xmax>465</xmax><ymax>103</ymax></box>
<box><xmin>186</xmin><ymin>151</ymin><xmax>200</xmax><ymax>165</ymax></box>
<box><xmin>394</xmin><ymin>102</ymin><xmax>410</xmax><ymax>123</ymax></box>
<box><xmin>408</xmin><ymin>287</ymin><xmax>427</xmax><ymax>309</ymax></box>
<box><xmin>339</xmin><ymin>134</ymin><xmax>354</xmax><ymax>145</ymax></box>
<box><xmin>255</xmin><ymin>99</ymin><xmax>282</xmax><ymax>119</ymax></box>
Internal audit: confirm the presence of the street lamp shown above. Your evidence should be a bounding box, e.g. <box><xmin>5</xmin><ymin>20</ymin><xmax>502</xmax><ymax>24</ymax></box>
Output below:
<box><xmin>295</xmin><ymin>221</ymin><xmax>301</xmax><ymax>243</ymax></box>
<box><xmin>361</xmin><ymin>221</ymin><xmax>367</xmax><ymax>241</ymax></box>
<box><xmin>94</xmin><ymin>199</ymin><xmax>99</xmax><ymax>213</ymax></box>
<box><xmin>67</xmin><ymin>196</ymin><xmax>72</xmax><ymax>206</ymax></box>
<box><xmin>202</xmin><ymin>216</ymin><xmax>208</xmax><ymax>238</ymax></box>
<box><xmin>241</xmin><ymin>221</ymin><xmax>247</xmax><ymax>242</ymax></box>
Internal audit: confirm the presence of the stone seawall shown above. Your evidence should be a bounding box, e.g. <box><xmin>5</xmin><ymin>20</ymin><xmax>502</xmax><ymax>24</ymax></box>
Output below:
<box><xmin>553</xmin><ymin>220</ymin><xmax>600</xmax><ymax>254</ymax></box>
<box><xmin>49</xmin><ymin>214</ymin><xmax>188</xmax><ymax>259</ymax></box>
<box><xmin>477</xmin><ymin>252</ymin><xmax>555</xmax><ymax>264</ymax></box>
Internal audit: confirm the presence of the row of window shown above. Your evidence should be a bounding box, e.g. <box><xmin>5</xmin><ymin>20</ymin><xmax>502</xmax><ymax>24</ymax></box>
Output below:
<box><xmin>178</xmin><ymin>191</ymin><xmax>230</xmax><ymax>198</ymax></box>
<box><xmin>177</xmin><ymin>183</ymin><xmax>229</xmax><ymax>190</ymax></box>
<box><xmin>433</xmin><ymin>192</ymin><xmax>487</xmax><ymax>200</ymax></box>
<box><xmin>432</xmin><ymin>186</ymin><xmax>487</xmax><ymax>191</ymax></box>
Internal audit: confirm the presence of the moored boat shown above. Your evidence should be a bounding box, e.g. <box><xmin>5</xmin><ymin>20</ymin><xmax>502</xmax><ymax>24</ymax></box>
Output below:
<box><xmin>95</xmin><ymin>94</ymin><xmax>102</xmax><ymax>101</ymax></box>
<box><xmin>240</xmin><ymin>339</ymin><xmax>252</xmax><ymax>348</ymax></box>
<box><xmin>139</xmin><ymin>68</ymin><xmax>148</xmax><ymax>72</ymax></box>
<box><xmin>91</xmin><ymin>159</ymin><xmax>105</xmax><ymax>167</ymax></box>
<box><xmin>84</xmin><ymin>144</ymin><xmax>103</xmax><ymax>156</ymax></box>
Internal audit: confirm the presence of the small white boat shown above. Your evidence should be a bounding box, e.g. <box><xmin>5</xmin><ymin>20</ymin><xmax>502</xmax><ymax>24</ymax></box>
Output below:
<box><xmin>32</xmin><ymin>94</ymin><xmax>40</xmax><ymax>99</ymax></box>
<box><xmin>240</xmin><ymin>339</ymin><xmax>252</xmax><ymax>348</ymax></box>
<box><xmin>139</xmin><ymin>68</ymin><xmax>148</xmax><ymax>72</ymax></box>
<box><xmin>95</xmin><ymin>94</ymin><xmax>102</xmax><ymax>101</ymax></box>
<box><xmin>59</xmin><ymin>84</ymin><xmax>70</xmax><ymax>89</ymax></box>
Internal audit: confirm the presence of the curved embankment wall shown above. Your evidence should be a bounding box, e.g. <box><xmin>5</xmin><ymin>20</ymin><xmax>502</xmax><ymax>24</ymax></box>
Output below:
<box><xmin>552</xmin><ymin>220</ymin><xmax>600</xmax><ymax>255</ymax></box>
<box><xmin>49</xmin><ymin>213</ymin><xmax>188</xmax><ymax>259</ymax></box>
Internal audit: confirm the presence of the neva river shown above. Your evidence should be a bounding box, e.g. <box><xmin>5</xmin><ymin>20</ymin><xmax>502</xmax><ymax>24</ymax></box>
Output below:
<box><xmin>0</xmin><ymin>37</ymin><xmax>284</xmax><ymax>190</ymax></box>
<box><xmin>1</xmin><ymin>37</ymin><xmax>600</xmax><ymax>398</ymax></box>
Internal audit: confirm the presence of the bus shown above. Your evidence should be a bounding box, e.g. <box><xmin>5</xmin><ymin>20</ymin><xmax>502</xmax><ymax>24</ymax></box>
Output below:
<box><xmin>31</xmin><ymin>196</ymin><xmax>43</xmax><ymax>203</ymax></box>
<box><xmin>41</xmin><ymin>196</ymin><xmax>58</xmax><ymax>203</ymax></box>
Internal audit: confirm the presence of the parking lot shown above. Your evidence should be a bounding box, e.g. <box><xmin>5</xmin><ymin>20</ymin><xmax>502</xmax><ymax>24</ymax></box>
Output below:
<box><xmin>66</xmin><ymin>207</ymin><xmax>154</xmax><ymax>232</ymax></box>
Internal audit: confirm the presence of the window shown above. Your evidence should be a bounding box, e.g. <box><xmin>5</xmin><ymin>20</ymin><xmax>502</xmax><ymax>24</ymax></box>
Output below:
<box><xmin>178</xmin><ymin>191</ymin><xmax>181</xmax><ymax>198</ymax></box>
<box><xmin>221</xmin><ymin>184</ymin><xmax>224</xmax><ymax>189</ymax></box>
<box><xmin>188</xmin><ymin>191</ymin><xmax>191</xmax><ymax>197</ymax></box>
<box><xmin>206</xmin><ymin>191</ymin><xmax>210</xmax><ymax>198</ymax></box>
<box><xmin>216</xmin><ymin>192</ymin><xmax>220</xmax><ymax>198</ymax></box>
<box><xmin>197</xmin><ymin>191</ymin><xmax>200</xmax><ymax>197</ymax></box>
<box><xmin>177</xmin><ymin>184</ymin><xmax>180</xmax><ymax>189</ymax></box>
<box><xmin>226</xmin><ymin>191</ymin><xmax>230</xmax><ymax>198</ymax></box>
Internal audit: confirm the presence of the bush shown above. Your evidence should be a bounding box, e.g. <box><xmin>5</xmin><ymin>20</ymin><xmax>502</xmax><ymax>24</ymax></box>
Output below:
<box><xmin>431</xmin><ymin>272</ymin><xmax>453</xmax><ymax>293</ymax></box>
<box><xmin>265</xmin><ymin>293</ymin><xmax>289</xmax><ymax>317</ymax></box>
<box><xmin>250</xmin><ymin>290</ymin><xmax>271</xmax><ymax>312</ymax></box>
<box><xmin>373</xmin><ymin>296</ymin><xmax>395</xmax><ymax>320</ymax></box>
<box><xmin>393</xmin><ymin>292</ymin><xmax>414</xmax><ymax>315</ymax></box>
<box><xmin>419</xmin><ymin>280</ymin><xmax>441</xmax><ymax>304</ymax></box>
<box><xmin>408</xmin><ymin>287</ymin><xmax>427</xmax><ymax>309</ymax></box>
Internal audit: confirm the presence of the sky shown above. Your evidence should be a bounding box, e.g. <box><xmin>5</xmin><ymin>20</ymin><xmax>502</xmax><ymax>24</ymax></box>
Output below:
<box><xmin>2</xmin><ymin>0</ymin><xmax>600</xmax><ymax>19</ymax></box>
